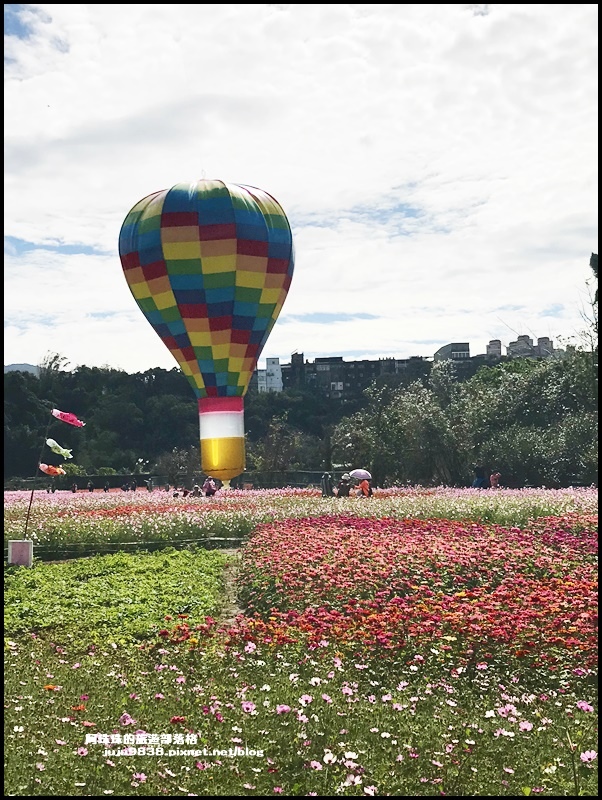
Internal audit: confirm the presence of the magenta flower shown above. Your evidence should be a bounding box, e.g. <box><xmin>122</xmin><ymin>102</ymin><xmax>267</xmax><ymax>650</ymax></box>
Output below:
<box><xmin>133</xmin><ymin>773</ymin><xmax>147</xmax><ymax>783</ymax></box>
<box><xmin>276</xmin><ymin>704</ymin><xmax>291</xmax><ymax>714</ymax></box>
<box><xmin>77</xmin><ymin>747</ymin><xmax>88</xmax><ymax>756</ymax></box>
<box><xmin>241</xmin><ymin>701</ymin><xmax>256</xmax><ymax>713</ymax></box>
<box><xmin>576</xmin><ymin>701</ymin><xmax>594</xmax><ymax>712</ymax></box>
<box><xmin>154</xmin><ymin>693</ymin><xmax>165</xmax><ymax>700</ymax></box>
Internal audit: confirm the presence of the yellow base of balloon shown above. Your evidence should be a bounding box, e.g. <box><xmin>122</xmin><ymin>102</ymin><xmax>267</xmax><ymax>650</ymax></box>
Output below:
<box><xmin>200</xmin><ymin>437</ymin><xmax>245</xmax><ymax>485</ymax></box>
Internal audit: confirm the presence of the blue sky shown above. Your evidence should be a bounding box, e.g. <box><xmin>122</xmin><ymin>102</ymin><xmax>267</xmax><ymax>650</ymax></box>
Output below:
<box><xmin>4</xmin><ymin>3</ymin><xmax>598</xmax><ymax>374</ymax></box>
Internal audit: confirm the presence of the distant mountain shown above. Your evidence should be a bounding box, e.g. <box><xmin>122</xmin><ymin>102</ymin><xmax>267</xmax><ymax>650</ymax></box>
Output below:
<box><xmin>4</xmin><ymin>363</ymin><xmax>39</xmax><ymax>375</ymax></box>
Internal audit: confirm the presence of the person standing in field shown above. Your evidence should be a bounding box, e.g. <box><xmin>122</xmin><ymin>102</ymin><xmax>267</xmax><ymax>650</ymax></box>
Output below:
<box><xmin>321</xmin><ymin>472</ymin><xmax>335</xmax><ymax>497</ymax></box>
<box><xmin>489</xmin><ymin>471</ymin><xmax>501</xmax><ymax>488</ymax></box>
<box><xmin>472</xmin><ymin>466</ymin><xmax>489</xmax><ymax>488</ymax></box>
<box><xmin>202</xmin><ymin>476</ymin><xmax>217</xmax><ymax>497</ymax></box>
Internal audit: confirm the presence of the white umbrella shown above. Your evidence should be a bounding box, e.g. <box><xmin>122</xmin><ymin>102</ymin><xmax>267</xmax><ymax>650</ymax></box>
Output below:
<box><xmin>349</xmin><ymin>468</ymin><xmax>372</xmax><ymax>481</ymax></box>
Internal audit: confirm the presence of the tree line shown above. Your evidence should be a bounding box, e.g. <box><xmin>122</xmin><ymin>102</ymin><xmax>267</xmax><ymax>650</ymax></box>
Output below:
<box><xmin>4</xmin><ymin>252</ymin><xmax>597</xmax><ymax>488</ymax></box>
<box><xmin>4</xmin><ymin>344</ymin><xmax>597</xmax><ymax>489</ymax></box>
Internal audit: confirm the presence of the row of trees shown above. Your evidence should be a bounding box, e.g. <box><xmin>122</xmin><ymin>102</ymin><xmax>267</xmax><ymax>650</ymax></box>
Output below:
<box><xmin>4</xmin><ymin>345</ymin><xmax>597</xmax><ymax>489</ymax></box>
<box><xmin>4</xmin><ymin>254</ymin><xmax>597</xmax><ymax>488</ymax></box>
<box><xmin>332</xmin><ymin>351</ymin><xmax>597</xmax><ymax>488</ymax></box>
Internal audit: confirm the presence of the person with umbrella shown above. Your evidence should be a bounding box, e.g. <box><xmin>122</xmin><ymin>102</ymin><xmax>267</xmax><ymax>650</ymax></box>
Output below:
<box><xmin>350</xmin><ymin>469</ymin><xmax>373</xmax><ymax>497</ymax></box>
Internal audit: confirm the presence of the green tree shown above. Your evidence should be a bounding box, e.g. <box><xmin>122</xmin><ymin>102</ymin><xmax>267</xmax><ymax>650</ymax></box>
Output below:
<box><xmin>152</xmin><ymin>446</ymin><xmax>202</xmax><ymax>486</ymax></box>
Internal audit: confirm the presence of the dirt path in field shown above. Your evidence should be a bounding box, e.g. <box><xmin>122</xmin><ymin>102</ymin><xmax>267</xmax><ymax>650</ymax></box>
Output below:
<box><xmin>218</xmin><ymin>548</ymin><xmax>245</xmax><ymax>629</ymax></box>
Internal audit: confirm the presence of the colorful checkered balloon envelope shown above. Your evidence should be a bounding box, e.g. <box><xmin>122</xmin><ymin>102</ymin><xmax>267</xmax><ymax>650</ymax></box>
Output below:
<box><xmin>118</xmin><ymin>179</ymin><xmax>295</xmax><ymax>485</ymax></box>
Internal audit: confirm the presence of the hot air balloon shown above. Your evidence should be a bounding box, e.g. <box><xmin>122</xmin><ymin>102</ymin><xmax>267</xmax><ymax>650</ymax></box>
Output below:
<box><xmin>118</xmin><ymin>179</ymin><xmax>294</xmax><ymax>488</ymax></box>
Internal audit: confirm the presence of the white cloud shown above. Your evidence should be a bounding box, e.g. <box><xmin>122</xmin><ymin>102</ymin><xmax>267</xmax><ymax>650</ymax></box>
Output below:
<box><xmin>4</xmin><ymin>3</ymin><xmax>598</xmax><ymax>374</ymax></box>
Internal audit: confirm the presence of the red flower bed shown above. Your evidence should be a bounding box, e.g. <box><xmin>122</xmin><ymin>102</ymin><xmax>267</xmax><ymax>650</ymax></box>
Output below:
<box><xmin>230</xmin><ymin>515</ymin><xmax>597</xmax><ymax>669</ymax></box>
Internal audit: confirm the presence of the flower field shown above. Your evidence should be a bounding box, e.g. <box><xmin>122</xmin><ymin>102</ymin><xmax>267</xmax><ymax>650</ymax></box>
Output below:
<box><xmin>4</xmin><ymin>487</ymin><xmax>598</xmax><ymax>796</ymax></box>
<box><xmin>4</xmin><ymin>486</ymin><xmax>598</xmax><ymax>551</ymax></box>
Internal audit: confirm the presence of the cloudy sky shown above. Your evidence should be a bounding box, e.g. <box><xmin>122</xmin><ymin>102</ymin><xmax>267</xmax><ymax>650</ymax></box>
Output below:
<box><xmin>4</xmin><ymin>3</ymin><xmax>598</xmax><ymax>376</ymax></box>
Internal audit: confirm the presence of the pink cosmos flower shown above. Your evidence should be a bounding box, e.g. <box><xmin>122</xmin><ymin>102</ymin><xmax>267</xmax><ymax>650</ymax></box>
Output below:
<box><xmin>276</xmin><ymin>704</ymin><xmax>291</xmax><ymax>714</ymax></box>
<box><xmin>133</xmin><ymin>773</ymin><xmax>147</xmax><ymax>783</ymax></box>
<box><xmin>77</xmin><ymin>747</ymin><xmax>88</xmax><ymax>756</ymax></box>
<box><xmin>310</xmin><ymin>761</ymin><xmax>323</xmax><ymax>770</ymax></box>
<box><xmin>580</xmin><ymin>750</ymin><xmax>597</xmax><ymax>762</ymax></box>
<box><xmin>242</xmin><ymin>701</ymin><xmax>256</xmax><ymax>713</ymax></box>
<box><xmin>576</xmin><ymin>701</ymin><xmax>594</xmax><ymax>712</ymax></box>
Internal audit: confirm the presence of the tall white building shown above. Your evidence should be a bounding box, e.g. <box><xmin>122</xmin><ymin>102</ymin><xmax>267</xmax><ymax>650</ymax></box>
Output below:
<box><xmin>256</xmin><ymin>357</ymin><xmax>283</xmax><ymax>393</ymax></box>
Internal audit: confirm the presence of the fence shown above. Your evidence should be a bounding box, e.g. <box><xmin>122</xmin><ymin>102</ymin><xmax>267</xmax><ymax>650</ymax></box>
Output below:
<box><xmin>4</xmin><ymin>470</ymin><xmax>349</xmax><ymax>492</ymax></box>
